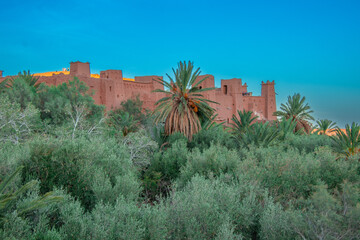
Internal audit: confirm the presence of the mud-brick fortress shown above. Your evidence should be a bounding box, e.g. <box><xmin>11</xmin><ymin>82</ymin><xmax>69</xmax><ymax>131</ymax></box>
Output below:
<box><xmin>0</xmin><ymin>61</ymin><xmax>277</xmax><ymax>122</ymax></box>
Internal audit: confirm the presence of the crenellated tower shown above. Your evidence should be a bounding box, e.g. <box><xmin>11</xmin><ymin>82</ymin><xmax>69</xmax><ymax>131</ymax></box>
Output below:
<box><xmin>261</xmin><ymin>80</ymin><xmax>276</xmax><ymax>120</ymax></box>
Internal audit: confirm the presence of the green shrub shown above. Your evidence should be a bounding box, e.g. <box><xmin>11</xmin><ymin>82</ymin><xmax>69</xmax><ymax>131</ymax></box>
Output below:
<box><xmin>5</xmin><ymin>77</ymin><xmax>38</xmax><ymax>110</ymax></box>
<box><xmin>118</xmin><ymin>96</ymin><xmax>148</xmax><ymax>125</ymax></box>
<box><xmin>37</xmin><ymin>77</ymin><xmax>104</xmax><ymax>129</ymax></box>
<box><xmin>259</xmin><ymin>199</ymin><xmax>297</xmax><ymax>240</ymax></box>
<box><xmin>92</xmin><ymin>169</ymin><xmax>141</xmax><ymax>204</ymax></box>
<box><xmin>0</xmin><ymin>142</ymin><xmax>29</xmax><ymax>187</ymax></box>
<box><xmin>237</xmin><ymin>146</ymin><xmax>321</xmax><ymax>203</ymax></box>
<box><xmin>189</xmin><ymin>126</ymin><xmax>236</xmax><ymax>151</ymax></box>
<box><xmin>287</xmin><ymin>183</ymin><xmax>360</xmax><ymax>239</ymax></box>
<box><xmin>0</xmin><ymin>213</ymin><xmax>32</xmax><ymax>239</ymax></box>
<box><xmin>285</xmin><ymin>133</ymin><xmax>332</xmax><ymax>153</ymax></box>
<box><xmin>140</xmin><ymin>203</ymin><xmax>169</xmax><ymax>240</ymax></box>
<box><xmin>52</xmin><ymin>189</ymin><xmax>87</xmax><ymax>239</ymax></box>
<box><xmin>0</xmin><ymin>95</ymin><xmax>40</xmax><ymax>144</ymax></box>
<box><xmin>123</xmin><ymin>130</ymin><xmax>158</xmax><ymax>170</ymax></box>
<box><xmin>143</xmin><ymin>139</ymin><xmax>189</xmax><ymax>200</ymax></box>
<box><xmin>150</xmin><ymin>139</ymin><xmax>189</xmax><ymax>182</ymax></box>
<box><xmin>165</xmin><ymin>175</ymin><xmax>268</xmax><ymax>239</ymax></box>
<box><xmin>177</xmin><ymin>144</ymin><xmax>240</xmax><ymax>188</ymax></box>
<box><xmin>86</xmin><ymin>198</ymin><xmax>145</xmax><ymax>240</ymax></box>
<box><xmin>22</xmin><ymin>136</ymin><xmax>139</xmax><ymax>210</ymax></box>
<box><xmin>316</xmin><ymin>147</ymin><xmax>360</xmax><ymax>190</ymax></box>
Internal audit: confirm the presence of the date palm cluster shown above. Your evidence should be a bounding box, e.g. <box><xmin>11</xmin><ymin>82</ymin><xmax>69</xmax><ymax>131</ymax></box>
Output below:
<box><xmin>153</xmin><ymin>61</ymin><xmax>216</xmax><ymax>140</ymax></box>
<box><xmin>273</xmin><ymin>93</ymin><xmax>314</xmax><ymax>134</ymax></box>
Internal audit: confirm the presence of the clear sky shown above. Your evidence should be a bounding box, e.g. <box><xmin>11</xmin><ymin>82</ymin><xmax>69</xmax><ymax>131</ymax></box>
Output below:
<box><xmin>0</xmin><ymin>0</ymin><xmax>359</xmax><ymax>127</ymax></box>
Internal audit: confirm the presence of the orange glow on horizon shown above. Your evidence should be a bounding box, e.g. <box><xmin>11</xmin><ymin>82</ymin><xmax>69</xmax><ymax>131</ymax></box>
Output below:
<box><xmin>312</xmin><ymin>129</ymin><xmax>347</xmax><ymax>136</ymax></box>
<box><xmin>33</xmin><ymin>70</ymin><xmax>134</xmax><ymax>81</ymax></box>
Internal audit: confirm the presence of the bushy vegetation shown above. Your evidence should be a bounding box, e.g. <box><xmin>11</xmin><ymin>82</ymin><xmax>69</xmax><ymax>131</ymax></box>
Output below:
<box><xmin>0</xmin><ymin>70</ymin><xmax>359</xmax><ymax>239</ymax></box>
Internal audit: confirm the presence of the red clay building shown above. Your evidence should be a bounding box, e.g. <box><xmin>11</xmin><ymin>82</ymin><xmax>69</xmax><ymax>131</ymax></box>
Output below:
<box><xmin>0</xmin><ymin>61</ymin><xmax>277</xmax><ymax>122</ymax></box>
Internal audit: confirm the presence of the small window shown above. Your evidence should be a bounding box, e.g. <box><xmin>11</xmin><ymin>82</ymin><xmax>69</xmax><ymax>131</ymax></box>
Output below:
<box><xmin>199</xmin><ymin>86</ymin><xmax>202</xmax><ymax>89</ymax></box>
<box><xmin>224</xmin><ymin>85</ymin><xmax>228</xmax><ymax>95</ymax></box>
<box><xmin>109</xmin><ymin>86</ymin><xmax>112</xmax><ymax>92</ymax></box>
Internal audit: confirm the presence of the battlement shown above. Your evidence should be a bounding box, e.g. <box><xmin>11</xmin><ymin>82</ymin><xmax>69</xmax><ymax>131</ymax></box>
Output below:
<box><xmin>261</xmin><ymin>80</ymin><xmax>275</xmax><ymax>85</ymax></box>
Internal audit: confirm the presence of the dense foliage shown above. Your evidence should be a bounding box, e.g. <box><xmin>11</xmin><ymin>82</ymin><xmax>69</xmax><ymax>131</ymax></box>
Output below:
<box><xmin>0</xmin><ymin>71</ymin><xmax>359</xmax><ymax>239</ymax></box>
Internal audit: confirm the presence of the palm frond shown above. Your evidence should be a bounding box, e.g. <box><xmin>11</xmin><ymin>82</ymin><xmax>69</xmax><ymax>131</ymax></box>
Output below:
<box><xmin>152</xmin><ymin>61</ymin><xmax>217</xmax><ymax>140</ymax></box>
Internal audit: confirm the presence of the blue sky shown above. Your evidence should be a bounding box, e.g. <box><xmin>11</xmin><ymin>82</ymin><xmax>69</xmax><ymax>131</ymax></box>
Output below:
<box><xmin>1</xmin><ymin>0</ymin><xmax>359</xmax><ymax>127</ymax></box>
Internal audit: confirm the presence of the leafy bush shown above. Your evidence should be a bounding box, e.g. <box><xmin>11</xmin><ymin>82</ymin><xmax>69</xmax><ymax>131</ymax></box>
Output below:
<box><xmin>285</xmin><ymin>133</ymin><xmax>332</xmax><ymax>153</ymax></box>
<box><xmin>0</xmin><ymin>95</ymin><xmax>40</xmax><ymax>144</ymax></box>
<box><xmin>316</xmin><ymin>147</ymin><xmax>360</xmax><ymax>190</ymax></box>
<box><xmin>177</xmin><ymin>144</ymin><xmax>240</xmax><ymax>188</ymax></box>
<box><xmin>259</xmin><ymin>199</ymin><xmax>297</xmax><ymax>240</ymax></box>
<box><xmin>86</xmin><ymin>198</ymin><xmax>145</xmax><ymax>240</ymax></box>
<box><xmin>0</xmin><ymin>142</ymin><xmax>29</xmax><ymax>184</ymax></box>
<box><xmin>289</xmin><ymin>183</ymin><xmax>360</xmax><ymax>239</ymax></box>
<box><xmin>22</xmin><ymin>136</ymin><xmax>140</xmax><ymax>210</ymax></box>
<box><xmin>150</xmin><ymin>139</ymin><xmax>189</xmax><ymax>182</ymax></box>
<box><xmin>143</xmin><ymin>139</ymin><xmax>189</xmax><ymax>200</ymax></box>
<box><xmin>50</xmin><ymin>189</ymin><xmax>87</xmax><ymax>239</ymax></box>
<box><xmin>92</xmin><ymin>169</ymin><xmax>141</xmax><ymax>204</ymax></box>
<box><xmin>189</xmin><ymin>126</ymin><xmax>236</xmax><ymax>151</ymax></box>
<box><xmin>5</xmin><ymin>77</ymin><xmax>39</xmax><ymax>109</ymax></box>
<box><xmin>140</xmin><ymin>202</ymin><xmax>169</xmax><ymax>240</ymax></box>
<box><xmin>117</xmin><ymin>96</ymin><xmax>148</xmax><ymax>124</ymax></box>
<box><xmin>237</xmin><ymin>146</ymin><xmax>322</xmax><ymax>203</ymax></box>
<box><xmin>165</xmin><ymin>175</ymin><xmax>268</xmax><ymax>239</ymax></box>
<box><xmin>123</xmin><ymin>130</ymin><xmax>158</xmax><ymax>170</ymax></box>
<box><xmin>38</xmin><ymin>77</ymin><xmax>104</xmax><ymax>130</ymax></box>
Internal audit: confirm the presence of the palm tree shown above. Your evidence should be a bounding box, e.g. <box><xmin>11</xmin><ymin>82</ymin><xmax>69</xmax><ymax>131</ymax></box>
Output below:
<box><xmin>0</xmin><ymin>166</ymin><xmax>62</xmax><ymax>224</ymax></box>
<box><xmin>237</xmin><ymin>122</ymin><xmax>279</xmax><ymax>148</ymax></box>
<box><xmin>276</xmin><ymin>118</ymin><xmax>298</xmax><ymax>140</ymax></box>
<box><xmin>0</xmin><ymin>79</ymin><xmax>8</xmax><ymax>92</ymax></box>
<box><xmin>108</xmin><ymin>111</ymin><xmax>139</xmax><ymax>137</ymax></box>
<box><xmin>331</xmin><ymin>122</ymin><xmax>360</xmax><ymax>158</ymax></box>
<box><xmin>314</xmin><ymin>119</ymin><xmax>337</xmax><ymax>135</ymax></box>
<box><xmin>7</xmin><ymin>70</ymin><xmax>41</xmax><ymax>90</ymax></box>
<box><xmin>231</xmin><ymin>109</ymin><xmax>258</xmax><ymax>135</ymax></box>
<box><xmin>201</xmin><ymin>113</ymin><xmax>223</xmax><ymax>130</ymax></box>
<box><xmin>153</xmin><ymin>61</ymin><xmax>216</xmax><ymax>140</ymax></box>
<box><xmin>273</xmin><ymin>93</ymin><xmax>314</xmax><ymax>134</ymax></box>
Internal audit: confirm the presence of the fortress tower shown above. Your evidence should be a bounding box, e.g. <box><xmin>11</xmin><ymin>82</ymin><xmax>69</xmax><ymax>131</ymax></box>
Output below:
<box><xmin>261</xmin><ymin>80</ymin><xmax>276</xmax><ymax>120</ymax></box>
<box><xmin>70</xmin><ymin>61</ymin><xmax>90</xmax><ymax>77</ymax></box>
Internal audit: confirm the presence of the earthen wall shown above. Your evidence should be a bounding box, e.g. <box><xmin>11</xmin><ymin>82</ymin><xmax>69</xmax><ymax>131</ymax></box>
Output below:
<box><xmin>0</xmin><ymin>62</ymin><xmax>277</xmax><ymax>123</ymax></box>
